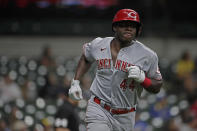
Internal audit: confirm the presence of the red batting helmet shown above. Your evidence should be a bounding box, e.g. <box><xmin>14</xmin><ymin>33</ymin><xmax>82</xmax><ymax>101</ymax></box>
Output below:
<box><xmin>113</xmin><ymin>9</ymin><xmax>141</xmax><ymax>25</ymax></box>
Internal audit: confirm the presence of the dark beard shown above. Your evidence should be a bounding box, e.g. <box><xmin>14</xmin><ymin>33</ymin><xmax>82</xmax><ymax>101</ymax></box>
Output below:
<box><xmin>116</xmin><ymin>34</ymin><xmax>133</xmax><ymax>47</ymax></box>
<box><xmin>115</xmin><ymin>36</ymin><xmax>133</xmax><ymax>48</ymax></box>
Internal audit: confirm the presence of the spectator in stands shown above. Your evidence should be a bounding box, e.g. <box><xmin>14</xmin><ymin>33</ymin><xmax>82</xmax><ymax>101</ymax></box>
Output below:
<box><xmin>0</xmin><ymin>119</ymin><xmax>11</xmax><ymax>131</ymax></box>
<box><xmin>63</xmin><ymin>75</ymin><xmax>71</xmax><ymax>89</ymax></box>
<box><xmin>41</xmin><ymin>118</ymin><xmax>54</xmax><ymax>131</ymax></box>
<box><xmin>149</xmin><ymin>96</ymin><xmax>171</xmax><ymax>120</ymax></box>
<box><xmin>134</xmin><ymin>113</ymin><xmax>149</xmax><ymax>131</ymax></box>
<box><xmin>11</xmin><ymin>120</ymin><xmax>28</xmax><ymax>131</ymax></box>
<box><xmin>190</xmin><ymin>100</ymin><xmax>197</xmax><ymax>119</ymax></box>
<box><xmin>39</xmin><ymin>45</ymin><xmax>56</xmax><ymax>70</ymax></box>
<box><xmin>54</xmin><ymin>88</ymin><xmax>79</xmax><ymax>131</ymax></box>
<box><xmin>179</xmin><ymin>109</ymin><xmax>197</xmax><ymax>131</ymax></box>
<box><xmin>9</xmin><ymin>106</ymin><xmax>20</xmax><ymax>127</ymax></box>
<box><xmin>38</xmin><ymin>45</ymin><xmax>62</xmax><ymax>99</ymax></box>
<box><xmin>193</xmin><ymin>57</ymin><xmax>197</xmax><ymax>74</ymax></box>
<box><xmin>20</xmin><ymin>79</ymin><xmax>37</xmax><ymax>101</ymax></box>
<box><xmin>39</xmin><ymin>72</ymin><xmax>60</xmax><ymax>99</ymax></box>
<box><xmin>175</xmin><ymin>50</ymin><xmax>194</xmax><ymax>79</ymax></box>
<box><xmin>166</xmin><ymin>119</ymin><xmax>179</xmax><ymax>131</ymax></box>
<box><xmin>175</xmin><ymin>50</ymin><xmax>195</xmax><ymax>95</ymax></box>
<box><xmin>0</xmin><ymin>73</ymin><xmax>22</xmax><ymax>103</ymax></box>
<box><xmin>166</xmin><ymin>108</ymin><xmax>197</xmax><ymax>131</ymax></box>
<box><xmin>39</xmin><ymin>72</ymin><xmax>69</xmax><ymax>100</ymax></box>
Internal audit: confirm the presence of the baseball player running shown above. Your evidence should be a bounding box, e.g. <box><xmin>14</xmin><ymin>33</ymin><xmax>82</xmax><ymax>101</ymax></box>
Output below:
<box><xmin>69</xmin><ymin>9</ymin><xmax>163</xmax><ymax>131</ymax></box>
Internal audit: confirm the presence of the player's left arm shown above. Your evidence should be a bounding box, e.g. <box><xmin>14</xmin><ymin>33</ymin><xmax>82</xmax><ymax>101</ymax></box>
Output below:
<box><xmin>127</xmin><ymin>65</ymin><xmax>163</xmax><ymax>94</ymax></box>
<box><xmin>127</xmin><ymin>53</ymin><xmax>163</xmax><ymax>94</ymax></box>
<box><xmin>142</xmin><ymin>78</ymin><xmax>163</xmax><ymax>94</ymax></box>
<box><xmin>143</xmin><ymin>53</ymin><xmax>163</xmax><ymax>94</ymax></box>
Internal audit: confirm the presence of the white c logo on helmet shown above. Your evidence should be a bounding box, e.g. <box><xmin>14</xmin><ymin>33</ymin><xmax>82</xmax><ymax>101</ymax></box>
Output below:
<box><xmin>127</xmin><ymin>11</ymin><xmax>137</xmax><ymax>20</ymax></box>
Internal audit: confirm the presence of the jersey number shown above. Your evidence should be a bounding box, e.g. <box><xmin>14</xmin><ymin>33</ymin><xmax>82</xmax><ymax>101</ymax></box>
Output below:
<box><xmin>120</xmin><ymin>79</ymin><xmax>135</xmax><ymax>91</ymax></box>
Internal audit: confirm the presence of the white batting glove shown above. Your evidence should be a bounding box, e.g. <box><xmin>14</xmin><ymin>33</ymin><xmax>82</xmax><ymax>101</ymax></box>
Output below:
<box><xmin>126</xmin><ymin>66</ymin><xmax>145</xmax><ymax>83</ymax></box>
<box><xmin>69</xmin><ymin>79</ymin><xmax>83</xmax><ymax>101</ymax></box>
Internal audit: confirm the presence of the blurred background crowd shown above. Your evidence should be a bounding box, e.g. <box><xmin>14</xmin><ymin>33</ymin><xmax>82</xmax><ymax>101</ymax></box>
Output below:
<box><xmin>0</xmin><ymin>0</ymin><xmax>197</xmax><ymax>131</ymax></box>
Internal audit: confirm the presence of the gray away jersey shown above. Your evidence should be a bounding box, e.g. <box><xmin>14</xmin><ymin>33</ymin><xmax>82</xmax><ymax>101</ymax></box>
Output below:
<box><xmin>83</xmin><ymin>37</ymin><xmax>162</xmax><ymax>109</ymax></box>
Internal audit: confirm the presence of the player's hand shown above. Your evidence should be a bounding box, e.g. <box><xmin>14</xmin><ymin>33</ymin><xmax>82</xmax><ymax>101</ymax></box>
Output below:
<box><xmin>126</xmin><ymin>66</ymin><xmax>145</xmax><ymax>83</ymax></box>
<box><xmin>69</xmin><ymin>79</ymin><xmax>83</xmax><ymax>101</ymax></box>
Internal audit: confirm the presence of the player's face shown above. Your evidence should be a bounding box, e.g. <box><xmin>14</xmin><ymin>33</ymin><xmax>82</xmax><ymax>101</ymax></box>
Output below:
<box><xmin>113</xmin><ymin>21</ymin><xmax>137</xmax><ymax>43</ymax></box>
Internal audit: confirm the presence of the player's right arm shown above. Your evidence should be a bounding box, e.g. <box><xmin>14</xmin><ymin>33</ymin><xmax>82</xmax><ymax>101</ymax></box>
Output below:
<box><xmin>69</xmin><ymin>54</ymin><xmax>92</xmax><ymax>101</ymax></box>
<box><xmin>69</xmin><ymin>37</ymin><xmax>102</xmax><ymax>101</ymax></box>
<box><xmin>74</xmin><ymin>37</ymin><xmax>103</xmax><ymax>79</ymax></box>
<box><xmin>74</xmin><ymin>54</ymin><xmax>92</xmax><ymax>80</ymax></box>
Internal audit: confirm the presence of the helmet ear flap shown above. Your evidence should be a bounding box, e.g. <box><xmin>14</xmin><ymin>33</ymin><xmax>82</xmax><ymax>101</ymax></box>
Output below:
<box><xmin>136</xmin><ymin>24</ymin><xmax>142</xmax><ymax>37</ymax></box>
<box><xmin>112</xmin><ymin>22</ymin><xmax>117</xmax><ymax>32</ymax></box>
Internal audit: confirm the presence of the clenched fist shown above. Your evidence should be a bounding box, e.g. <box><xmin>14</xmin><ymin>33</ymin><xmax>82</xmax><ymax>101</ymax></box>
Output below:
<box><xmin>69</xmin><ymin>79</ymin><xmax>83</xmax><ymax>101</ymax></box>
<box><xmin>126</xmin><ymin>66</ymin><xmax>145</xmax><ymax>83</ymax></box>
